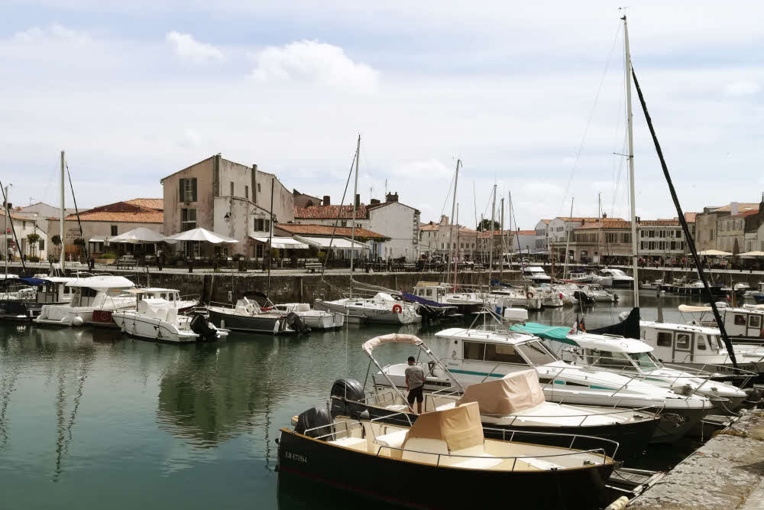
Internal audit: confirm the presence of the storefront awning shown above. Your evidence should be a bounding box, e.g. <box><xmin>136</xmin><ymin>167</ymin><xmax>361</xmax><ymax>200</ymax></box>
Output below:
<box><xmin>294</xmin><ymin>236</ymin><xmax>369</xmax><ymax>251</ymax></box>
<box><xmin>250</xmin><ymin>236</ymin><xmax>309</xmax><ymax>250</ymax></box>
<box><xmin>89</xmin><ymin>236</ymin><xmax>107</xmax><ymax>243</ymax></box>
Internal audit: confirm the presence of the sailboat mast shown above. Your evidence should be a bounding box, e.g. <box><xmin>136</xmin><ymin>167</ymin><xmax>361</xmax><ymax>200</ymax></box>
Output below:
<box><xmin>350</xmin><ymin>135</ymin><xmax>360</xmax><ymax>297</ymax></box>
<box><xmin>563</xmin><ymin>197</ymin><xmax>574</xmax><ymax>279</ymax></box>
<box><xmin>499</xmin><ymin>197</ymin><xmax>505</xmax><ymax>279</ymax></box>
<box><xmin>624</xmin><ymin>16</ymin><xmax>639</xmax><ymax>306</ymax></box>
<box><xmin>453</xmin><ymin>203</ymin><xmax>459</xmax><ymax>288</ymax></box>
<box><xmin>488</xmin><ymin>184</ymin><xmax>496</xmax><ymax>285</ymax></box>
<box><xmin>446</xmin><ymin>159</ymin><xmax>460</xmax><ymax>287</ymax></box>
<box><xmin>3</xmin><ymin>185</ymin><xmax>7</xmax><ymax>277</ymax></box>
<box><xmin>60</xmin><ymin>151</ymin><xmax>65</xmax><ymax>272</ymax></box>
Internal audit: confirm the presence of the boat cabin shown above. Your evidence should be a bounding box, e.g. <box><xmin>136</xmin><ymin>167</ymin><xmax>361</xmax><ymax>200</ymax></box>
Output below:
<box><xmin>639</xmin><ymin>321</ymin><xmax>726</xmax><ymax>364</ymax></box>
<box><xmin>545</xmin><ymin>333</ymin><xmax>662</xmax><ymax>375</ymax></box>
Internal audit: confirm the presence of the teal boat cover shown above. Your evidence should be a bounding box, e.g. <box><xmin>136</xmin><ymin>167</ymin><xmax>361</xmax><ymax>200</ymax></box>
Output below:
<box><xmin>510</xmin><ymin>322</ymin><xmax>577</xmax><ymax>345</ymax></box>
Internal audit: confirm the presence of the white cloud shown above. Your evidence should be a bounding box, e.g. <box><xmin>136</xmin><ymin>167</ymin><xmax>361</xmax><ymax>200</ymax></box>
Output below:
<box><xmin>165</xmin><ymin>31</ymin><xmax>224</xmax><ymax>63</ymax></box>
<box><xmin>12</xmin><ymin>24</ymin><xmax>91</xmax><ymax>44</ymax></box>
<box><xmin>250</xmin><ymin>40</ymin><xmax>379</xmax><ymax>94</ymax></box>
<box><xmin>724</xmin><ymin>80</ymin><xmax>760</xmax><ymax>97</ymax></box>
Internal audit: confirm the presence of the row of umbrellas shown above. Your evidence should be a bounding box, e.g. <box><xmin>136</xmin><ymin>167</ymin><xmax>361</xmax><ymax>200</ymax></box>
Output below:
<box><xmin>107</xmin><ymin>227</ymin><xmax>238</xmax><ymax>245</ymax></box>
<box><xmin>698</xmin><ymin>249</ymin><xmax>764</xmax><ymax>258</ymax></box>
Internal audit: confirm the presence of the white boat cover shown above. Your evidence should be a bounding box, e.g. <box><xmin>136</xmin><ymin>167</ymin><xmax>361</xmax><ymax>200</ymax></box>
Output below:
<box><xmin>678</xmin><ymin>304</ymin><xmax>712</xmax><ymax>312</ymax></box>
<box><xmin>250</xmin><ymin>236</ymin><xmax>309</xmax><ymax>250</ymax></box>
<box><xmin>456</xmin><ymin>370</ymin><xmax>545</xmax><ymax>415</ymax></box>
<box><xmin>566</xmin><ymin>333</ymin><xmax>653</xmax><ymax>354</ymax></box>
<box><xmin>66</xmin><ymin>275</ymin><xmax>135</xmax><ymax>289</ymax></box>
<box><xmin>166</xmin><ymin>228</ymin><xmax>239</xmax><ymax>244</ymax></box>
<box><xmin>404</xmin><ymin>402</ymin><xmax>483</xmax><ymax>452</ymax></box>
<box><xmin>362</xmin><ymin>333</ymin><xmax>422</xmax><ymax>356</ymax></box>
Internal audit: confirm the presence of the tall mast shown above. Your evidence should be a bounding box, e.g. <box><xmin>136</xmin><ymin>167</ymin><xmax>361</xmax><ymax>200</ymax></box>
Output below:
<box><xmin>624</xmin><ymin>15</ymin><xmax>639</xmax><ymax>306</ymax></box>
<box><xmin>453</xmin><ymin>203</ymin><xmax>459</xmax><ymax>288</ymax></box>
<box><xmin>499</xmin><ymin>197</ymin><xmax>505</xmax><ymax>279</ymax></box>
<box><xmin>3</xmin><ymin>185</ymin><xmax>8</xmax><ymax>277</ymax></box>
<box><xmin>60</xmin><ymin>151</ymin><xmax>65</xmax><ymax>272</ymax></box>
<box><xmin>563</xmin><ymin>197</ymin><xmax>574</xmax><ymax>279</ymax></box>
<box><xmin>597</xmin><ymin>192</ymin><xmax>602</xmax><ymax>264</ymax></box>
<box><xmin>350</xmin><ymin>134</ymin><xmax>360</xmax><ymax>296</ymax></box>
<box><xmin>446</xmin><ymin>159</ymin><xmax>460</xmax><ymax>287</ymax></box>
<box><xmin>488</xmin><ymin>184</ymin><xmax>496</xmax><ymax>285</ymax></box>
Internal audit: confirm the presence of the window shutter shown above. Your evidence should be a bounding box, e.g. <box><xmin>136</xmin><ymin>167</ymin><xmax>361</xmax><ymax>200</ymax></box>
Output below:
<box><xmin>192</xmin><ymin>178</ymin><xmax>197</xmax><ymax>202</ymax></box>
<box><xmin>179</xmin><ymin>179</ymin><xmax>185</xmax><ymax>202</ymax></box>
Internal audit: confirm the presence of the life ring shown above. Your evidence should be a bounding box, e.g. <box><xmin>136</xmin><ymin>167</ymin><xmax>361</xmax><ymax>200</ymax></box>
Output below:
<box><xmin>526</xmin><ymin>291</ymin><xmax>534</xmax><ymax>299</ymax></box>
<box><xmin>392</xmin><ymin>304</ymin><xmax>403</xmax><ymax>314</ymax></box>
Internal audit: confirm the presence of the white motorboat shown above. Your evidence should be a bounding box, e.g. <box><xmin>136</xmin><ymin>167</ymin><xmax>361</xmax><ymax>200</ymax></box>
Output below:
<box><xmin>679</xmin><ymin>303</ymin><xmax>764</xmax><ymax>344</ymax></box>
<box><xmin>411</xmin><ymin>282</ymin><xmax>484</xmax><ymax>314</ymax></box>
<box><xmin>521</xmin><ymin>266</ymin><xmax>552</xmax><ymax>285</ymax></box>
<box><xmin>315</xmin><ymin>292</ymin><xmax>421</xmax><ymax>325</ymax></box>
<box><xmin>272</xmin><ymin>303</ymin><xmax>345</xmax><ymax>330</ymax></box>
<box><xmin>374</xmin><ymin>326</ymin><xmax>713</xmax><ymax>443</ymax></box>
<box><xmin>592</xmin><ymin>268</ymin><xmax>634</xmax><ymax>288</ymax></box>
<box><xmin>207</xmin><ymin>298</ymin><xmax>299</xmax><ymax>334</ymax></box>
<box><xmin>34</xmin><ymin>275</ymin><xmax>136</xmax><ymax>327</ymax></box>
<box><xmin>487</xmin><ymin>287</ymin><xmax>543</xmax><ymax>311</ymax></box>
<box><xmin>581</xmin><ymin>284</ymin><xmax>618</xmax><ymax>303</ymax></box>
<box><xmin>536</xmin><ymin>329</ymin><xmax>748</xmax><ymax>412</ymax></box>
<box><xmin>113</xmin><ymin>297</ymin><xmax>226</xmax><ymax>343</ymax></box>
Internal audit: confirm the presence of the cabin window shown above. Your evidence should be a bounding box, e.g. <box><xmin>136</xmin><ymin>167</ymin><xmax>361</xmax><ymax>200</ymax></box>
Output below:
<box><xmin>676</xmin><ymin>333</ymin><xmax>691</xmax><ymax>351</ymax></box>
<box><xmin>463</xmin><ymin>341</ymin><xmax>485</xmax><ymax>361</ymax></box>
<box><xmin>749</xmin><ymin>315</ymin><xmax>761</xmax><ymax>329</ymax></box>
<box><xmin>696</xmin><ymin>335</ymin><xmax>707</xmax><ymax>351</ymax></box>
<box><xmin>707</xmin><ymin>335</ymin><xmax>720</xmax><ymax>350</ymax></box>
<box><xmin>589</xmin><ymin>350</ymin><xmax>631</xmax><ymax>369</ymax></box>
<box><xmin>516</xmin><ymin>341</ymin><xmax>556</xmax><ymax>366</ymax></box>
<box><xmin>484</xmin><ymin>344</ymin><xmax>525</xmax><ymax>364</ymax></box>
<box><xmin>657</xmin><ymin>332</ymin><xmax>672</xmax><ymax>347</ymax></box>
<box><xmin>426</xmin><ymin>289</ymin><xmax>432</xmax><ymax>297</ymax></box>
<box><xmin>734</xmin><ymin>314</ymin><xmax>746</xmax><ymax>326</ymax></box>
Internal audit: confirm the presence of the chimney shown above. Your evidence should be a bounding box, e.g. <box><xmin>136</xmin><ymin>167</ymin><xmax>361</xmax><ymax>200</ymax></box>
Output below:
<box><xmin>602</xmin><ymin>212</ymin><xmax>607</xmax><ymax>219</ymax></box>
<box><xmin>731</xmin><ymin>202</ymin><xmax>739</xmax><ymax>216</ymax></box>
<box><xmin>370</xmin><ymin>198</ymin><xmax>380</xmax><ymax>205</ymax></box>
<box><xmin>323</xmin><ymin>195</ymin><xmax>331</xmax><ymax>206</ymax></box>
<box><xmin>355</xmin><ymin>194</ymin><xmax>361</xmax><ymax>207</ymax></box>
<box><xmin>385</xmin><ymin>192</ymin><xmax>399</xmax><ymax>203</ymax></box>
<box><xmin>440</xmin><ymin>215</ymin><xmax>449</xmax><ymax>225</ymax></box>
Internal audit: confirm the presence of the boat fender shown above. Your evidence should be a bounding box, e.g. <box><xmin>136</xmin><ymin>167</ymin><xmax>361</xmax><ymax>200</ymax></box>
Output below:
<box><xmin>604</xmin><ymin>496</ymin><xmax>630</xmax><ymax>510</ymax></box>
<box><xmin>72</xmin><ymin>316</ymin><xmax>84</xmax><ymax>327</ymax></box>
<box><xmin>330</xmin><ymin>378</ymin><xmax>365</xmax><ymax>417</ymax></box>
<box><xmin>392</xmin><ymin>304</ymin><xmax>402</xmax><ymax>314</ymax></box>
<box><xmin>294</xmin><ymin>406</ymin><xmax>333</xmax><ymax>440</ymax></box>
<box><xmin>526</xmin><ymin>291</ymin><xmax>534</xmax><ymax>299</ymax></box>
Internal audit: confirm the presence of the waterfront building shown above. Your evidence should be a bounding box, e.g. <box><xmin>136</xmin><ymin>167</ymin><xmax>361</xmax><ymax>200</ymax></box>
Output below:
<box><xmin>292</xmin><ymin>189</ymin><xmax>323</xmax><ymax>208</ymax></box>
<box><xmin>274</xmin><ymin>223</ymin><xmax>389</xmax><ymax>260</ymax></box>
<box><xmin>46</xmin><ymin>199</ymin><xmax>163</xmax><ymax>258</ymax></box>
<box><xmin>0</xmin><ymin>208</ymin><xmax>47</xmax><ymax>261</ymax></box>
<box><xmin>293</xmin><ymin>192</ymin><xmax>420</xmax><ymax>261</ymax></box>
<box><xmin>418</xmin><ymin>215</ymin><xmax>477</xmax><ymax>262</ymax></box>
<box><xmin>637</xmin><ymin>219</ymin><xmax>686</xmax><ymax>261</ymax></box>
<box><xmin>534</xmin><ymin>219</ymin><xmax>551</xmax><ymax>255</ymax></box>
<box><xmin>160</xmin><ymin>154</ymin><xmax>294</xmax><ymax>258</ymax></box>
<box><xmin>695</xmin><ymin>201</ymin><xmax>759</xmax><ymax>252</ymax></box>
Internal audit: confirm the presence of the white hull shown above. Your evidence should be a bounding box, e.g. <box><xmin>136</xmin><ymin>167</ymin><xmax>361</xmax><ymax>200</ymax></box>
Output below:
<box><xmin>315</xmin><ymin>299</ymin><xmax>421</xmax><ymax>325</ymax></box>
<box><xmin>113</xmin><ymin>311</ymin><xmax>199</xmax><ymax>343</ymax></box>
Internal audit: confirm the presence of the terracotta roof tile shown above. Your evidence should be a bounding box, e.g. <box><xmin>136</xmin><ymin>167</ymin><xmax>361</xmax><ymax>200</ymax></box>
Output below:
<box><xmin>295</xmin><ymin>204</ymin><xmax>368</xmax><ymax>219</ymax></box>
<box><xmin>639</xmin><ymin>219</ymin><xmax>681</xmax><ymax>226</ymax></box>
<box><xmin>684</xmin><ymin>212</ymin><xmax>698</xmax><ymax>223</ymax></box>
<box><xmin>125</xmin><ymin>198</ymin><xmax>163</xmax><ymax>211</ymax></box>
<box><xmin>276</xmin><ymin>223</ymin><xmax>388</xmax><ymax>239</ymax></box>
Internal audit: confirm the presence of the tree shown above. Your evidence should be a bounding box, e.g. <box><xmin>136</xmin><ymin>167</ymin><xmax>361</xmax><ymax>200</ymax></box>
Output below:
<box><xmin>26</xmin><ymin>233</ymin><xmax>40</xmax><ymax>257</ymax></box>
<box><xmin>477</xmin><ymin>219</ymin><xmax>501</xmax><ymax>232</ymax></box>
<box><xmin>51</xmin><ymin>235</ymin><xmax>61</xmax><ymax>261</ymax></box>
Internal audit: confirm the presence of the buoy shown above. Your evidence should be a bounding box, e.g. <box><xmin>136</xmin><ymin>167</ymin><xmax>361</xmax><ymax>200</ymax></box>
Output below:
<box><xmin>604</xmin><ymin>496</ymin><xmax>629</xmax><ymax>510</ymax></box>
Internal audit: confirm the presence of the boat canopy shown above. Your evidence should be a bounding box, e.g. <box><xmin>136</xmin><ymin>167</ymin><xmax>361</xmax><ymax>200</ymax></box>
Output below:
<box><xmin>66</xmin><ymin>275</ymin><xmax>135</xmax><ymax>290</ymax></box>
<box><xmin>678</xmin><ymin>304</ymin><xmax>712</xmax><ymax>313</ymax></box>
<box><xmin>456</xmin><ymin>370</ymin><xmax>544</xmax><ymax>415</ymax></box>
<box><xmin>401</xmin><ymin>292</ymin><xmax>451</xmax><ymax>308</ymax></box>
<box><xmin>0</xmin><ymin>276</ymin><xmax>49</xmax><ymax>286</ymax></box>
<box><xmin>511</xmin><ymin>322</ymin><xmax>575</xmax><ymax>344</ymax></box>
<box><xmin>362</xmin><ymin>333</ymin><xmax>422</xmax><ymax>356</ymax></box>
<box><xmin>404</xmin><ymin>402</ymin><xmax>483</xmax><ymax>452</ymax></box>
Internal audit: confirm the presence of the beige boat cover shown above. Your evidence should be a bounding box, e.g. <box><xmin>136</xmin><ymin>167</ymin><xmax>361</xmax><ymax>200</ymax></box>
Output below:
<box><xmin>362</xmin><ymin>334</ymin><xmax>422</xmax><ymax>356</ymax></box>
<box><xmin>678</xmin><ymin>304</ymin><xmax>712</xmax><ymax>313</ymax></box>
<box><xmin>455</xmin><ymin>370</ymin><xmax>545</xmax><ymax>415</ymax></box>
<box><xmin>403</xmin><ymin>402</ymin><xmax>483</xmax><ymax>452</ymax></box>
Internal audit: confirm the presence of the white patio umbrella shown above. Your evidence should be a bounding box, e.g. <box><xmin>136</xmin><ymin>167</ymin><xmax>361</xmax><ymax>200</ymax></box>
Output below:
<box><xmin>738</xmin><ymin>251</ymin><xmax>764</xmax><ymax>258</ymax></box>
<box><xmin>166</xmin><ymin>228</ymin><xmax>239</xmax><ymax>244</ymax></box>
<box><xmin>698</xmin><ymin>249</ymin><xmax>733</xmax><ymax>257</ymax></box>
<box><xmin>108</xmin><ymin>227</ymin><xmax>171</xmax><ymax>244</ymax></box>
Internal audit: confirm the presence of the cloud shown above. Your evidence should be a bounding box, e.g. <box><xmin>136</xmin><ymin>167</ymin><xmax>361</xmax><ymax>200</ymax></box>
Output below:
<box><xmin>165</xmin><ymin>31</ymin><xmax>224</xmax><ymax>63</ymax></box>
<box><xmin>12</xmin><ymin>24</ymin><xmax>91</xmax><ymax>45</ymax></box>
<box><xmin>724</xmin><ymin>80</ymin><xmax>760</xmax><ymax>97</ymax></box>
<box><xmin>250</xmin><ymin>40</ymin><xmax>379</xmax><ymax>94</ymax></box>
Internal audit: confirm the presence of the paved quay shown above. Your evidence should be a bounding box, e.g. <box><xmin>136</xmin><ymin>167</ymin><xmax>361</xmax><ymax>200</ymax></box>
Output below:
<box><xmin>630</xmin><ymin>409</ymin><xmax>764</xmax><ymax>510</ymax></box>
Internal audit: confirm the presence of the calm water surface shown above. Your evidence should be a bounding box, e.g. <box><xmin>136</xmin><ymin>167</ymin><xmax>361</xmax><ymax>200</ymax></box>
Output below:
<box><xmin>0</xmin><ymin>289</ymin><xmax>700</xmax><ymax>509</ymax></box>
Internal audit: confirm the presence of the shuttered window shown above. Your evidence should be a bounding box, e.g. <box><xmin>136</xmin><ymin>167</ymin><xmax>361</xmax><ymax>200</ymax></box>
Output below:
<box><xmin>178</xmin><ymin>178</ymin><xmax>198</xmax><ymax>203</ymax></box>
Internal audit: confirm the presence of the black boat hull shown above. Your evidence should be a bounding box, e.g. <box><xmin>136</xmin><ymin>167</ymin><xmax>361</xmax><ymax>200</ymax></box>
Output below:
<box><xmin>278</xmin><ymin>429</ymin><xmax>615</xmax><ymax>510</ymax></box>
<box><xmin>207</xmin><ymin>308</ymin><xmax>290</xmax><ymax>334</ymax></box>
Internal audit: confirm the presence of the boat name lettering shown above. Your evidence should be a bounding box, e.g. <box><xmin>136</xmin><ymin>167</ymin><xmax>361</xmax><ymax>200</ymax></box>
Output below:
<box><xmin>285</xmin><ymin>451</ymin><xmax>308</xmax><ymax>463</ymax></box>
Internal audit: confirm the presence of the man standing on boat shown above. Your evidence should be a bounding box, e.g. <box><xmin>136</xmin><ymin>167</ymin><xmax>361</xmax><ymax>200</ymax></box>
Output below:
<box><xmin>405</xmin><ymin>356</ymin><xmax>425</xmax><ymax>414</ymax></box>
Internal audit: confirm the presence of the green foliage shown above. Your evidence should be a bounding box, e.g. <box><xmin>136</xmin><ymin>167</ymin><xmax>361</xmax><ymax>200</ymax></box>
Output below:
<box><xmin>477</xmin><ymin>219</ymin><xmax>501</xmax><ymax>232</ymax></box>
<box><xmin>51</xmin><ymin>235</ymin><xmax>61</xmax><ymax>246</ymax></box>
<box><xmin>28</xmin><ymin>255</ymin><xmax>40</xmax><ymax>262</ymax></box>
<box><xmin>99</xmin><ymin>253</ymin><xmax>117</xmax><ymax>260</ymax></box>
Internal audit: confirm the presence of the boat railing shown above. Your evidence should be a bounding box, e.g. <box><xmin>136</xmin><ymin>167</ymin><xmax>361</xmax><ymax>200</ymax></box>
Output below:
<box><xmin>663</xmin><ymin>361</ymin><xmax>756</xmax><ymax>387</ymax></box>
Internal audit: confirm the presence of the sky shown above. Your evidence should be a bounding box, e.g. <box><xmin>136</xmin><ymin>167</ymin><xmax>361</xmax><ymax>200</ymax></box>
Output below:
<box><xmin>2</xmin><ymin>0</ymin><xmax>763</xmax><ymax>230</ymax></box>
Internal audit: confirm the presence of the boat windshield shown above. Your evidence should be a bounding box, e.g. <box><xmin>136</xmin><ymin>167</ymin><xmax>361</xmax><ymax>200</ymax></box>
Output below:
<box><xmin>516</xmin><ymin>341</ymin><xmax>557</xmax><ymax>366</ymax></box>
<box><xmin>627</xmin><ymin>351</ymin><xmax>660</xmax><ymax>370</ymax></box>
<box><xmin>705</xmin><ymin>334</ymin><xmax>721</xmax><ymax>350</ymax></box>
<box><xmin>585</xmin><ymin>350</ymin><xmax>634</xmax><ymax>370</ymax></box>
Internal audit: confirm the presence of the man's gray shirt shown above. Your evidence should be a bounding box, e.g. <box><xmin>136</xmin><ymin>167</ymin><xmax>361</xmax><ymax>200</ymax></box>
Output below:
<box><xmin>405</xmin><ymin>365</ymin><xmax>425</xmax><ymax>389</ymax></box>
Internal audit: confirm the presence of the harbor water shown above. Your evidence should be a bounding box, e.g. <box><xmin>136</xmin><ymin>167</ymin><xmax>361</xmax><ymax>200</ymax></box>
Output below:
<box><xmin>0</xmin><ymin>289</ymin><xmax>707</xmax><ymax>509</ymax></box>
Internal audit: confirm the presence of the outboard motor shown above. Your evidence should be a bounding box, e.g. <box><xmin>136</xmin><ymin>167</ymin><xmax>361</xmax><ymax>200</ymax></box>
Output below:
<box><xmin>190</xmin><ymin>314</ymin><xmax>219</xmax><ymax>342</ymax></box>
<box><xmin>330</xmin><ymin>378</ymin><xmax>365</xmax><ymax>417</ymax></box>
<box><xmin>286</xmin><ymin>312</ymin><xmax>311</xmax><ymax>334</ymax></box>
<box><xmin>294</xmin><ymin>406</ymin><xmax>333</xmax><ymax>440</ymax></box>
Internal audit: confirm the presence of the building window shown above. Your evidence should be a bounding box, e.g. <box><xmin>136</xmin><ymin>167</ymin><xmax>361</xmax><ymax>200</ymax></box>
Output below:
<box><xmin>110</xmin><ymin>225</ymin><xmax>118</xmax><ymax>236</ymax></box>
<box><xmin>340</xmin><ymin>220</ymin><xmax>347</xmax><ymax>227</ymax></box>
<box><xmin>39</xmin><ymin>240</ymin><xmax>45</xmax><ymax>250</ymax></box>
<box><xmin>230</xmin><ymin>182</ymin><xmax>235</xmax><ymax>197</ymax></box>
<box><xmin>245</xmin><ymin>185</ymin><xmax>249</xmax><ymax>200</ymax></box>
<box><xmin>178</xmin><ymin>177</ymin><xmax>198</xmax><ymax>203</ymax></box>
<box><xmin>181</xmin><ymin>208</ymin><xmax>197</xmax><ymax>231</ymax></box>
<box><xmin>254</xmin><ymin>218</ymin><xmax>271</xmax><ymax>232</ymax></box>
<box><xmin>255</xmin><ymin>244</ymin><xmax>263</xmax><ymax>258</ymax></box>
<box><xmin>257</xmin><ymin>183</ymin><xmax>261</xmax><ymax>193</ymax></box>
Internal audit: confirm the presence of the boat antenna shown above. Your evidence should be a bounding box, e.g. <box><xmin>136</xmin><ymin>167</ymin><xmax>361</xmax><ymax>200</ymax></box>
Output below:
<box><xmin>629</xmin><ymin>48</ymin><xmax>737</xmax><ymax>367</ymax></box>
<box><xmin>65</xmin><ymin>163</ymin><xmax>89</xmax><ymax>263</ymax></box>
<box><xmin>0</xmin><ymin>182</ymin><xmax>26</xmax><ymax>273</ymax></box>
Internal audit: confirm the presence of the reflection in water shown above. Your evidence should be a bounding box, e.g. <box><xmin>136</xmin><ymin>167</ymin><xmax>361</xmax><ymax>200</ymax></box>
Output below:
<box><xmin>157</xmin><ymin>341</ymin><xmax>273</xmax><ymax>448</ymax></box>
